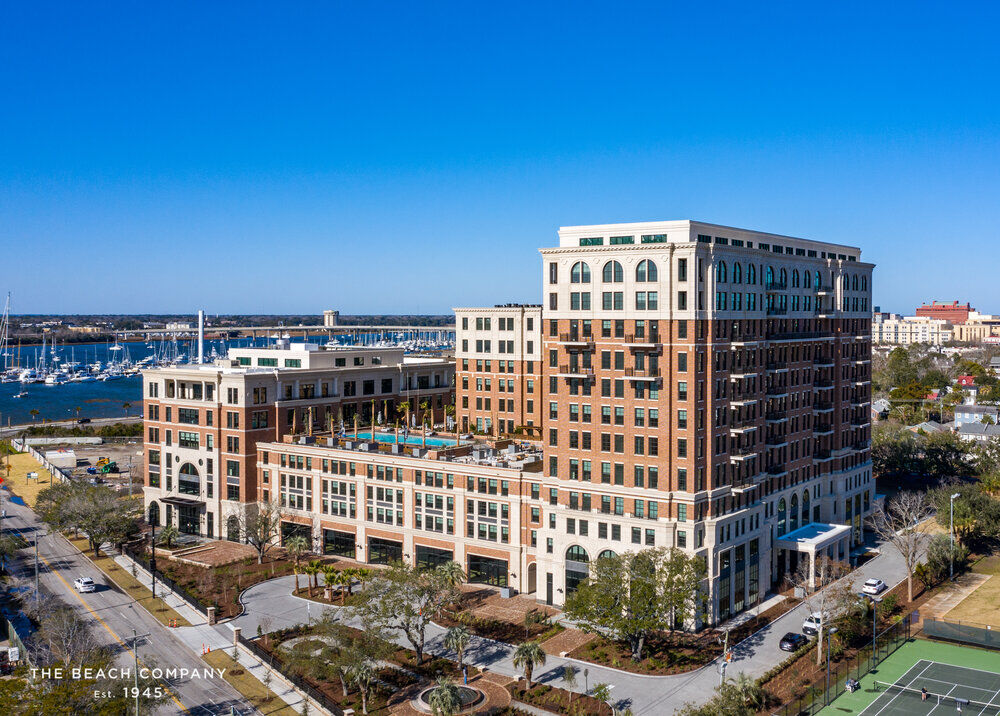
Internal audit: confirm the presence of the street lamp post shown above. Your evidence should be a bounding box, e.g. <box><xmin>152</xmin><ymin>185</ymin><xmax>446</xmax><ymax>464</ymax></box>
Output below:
<box><xmin>858</xmin><ymin>593</ymin><xmax>881</xmax><ymax>666</ymax></box>
<box><xmin>950</xmin><ymin>492</ymin><xmax>961</xmax><ymax>580</ymax></box>
<box><xmin>826</xmin><ymin>626</ymin><xmax>838</xmax><ymax>705</ymax></box>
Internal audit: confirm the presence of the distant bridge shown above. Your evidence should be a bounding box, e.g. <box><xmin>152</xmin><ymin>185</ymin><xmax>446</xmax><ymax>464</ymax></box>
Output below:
<box><xmin>117</xmin><ymin>324</ymin><xmax>456</xmax><ymax>343</ymax></box>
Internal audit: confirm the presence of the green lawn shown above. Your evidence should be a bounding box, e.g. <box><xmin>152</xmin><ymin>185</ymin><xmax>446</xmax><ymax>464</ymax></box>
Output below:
<box><xmin>819</xmin><ymin>638</ymin><xmax>1000</xmax><ymax>714</ymax></box>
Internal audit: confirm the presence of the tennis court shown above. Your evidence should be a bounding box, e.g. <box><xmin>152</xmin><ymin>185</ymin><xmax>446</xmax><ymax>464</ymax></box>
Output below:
<box><xmin>860</xmin><ymin>659</ymin><xmax>1000</xmax><ymax>715</ymax></box>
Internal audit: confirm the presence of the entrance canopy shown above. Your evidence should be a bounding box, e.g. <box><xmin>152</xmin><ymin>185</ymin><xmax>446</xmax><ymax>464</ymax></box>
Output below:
<box><xmin>160</xmin><ymin>496</ymin><xmax>204</xmax><ymax>507</ymax></box>
<box><xmin>775</xmin><ymin>522</ymin><xmax>850</xmax><ymax>554</ymax></box>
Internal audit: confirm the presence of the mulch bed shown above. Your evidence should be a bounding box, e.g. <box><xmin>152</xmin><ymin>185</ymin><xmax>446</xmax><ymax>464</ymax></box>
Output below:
<box><xmin>155</xmin><ymin>554</ymin><xmax>337</xmax><ymax>619</ymax></box>
<box><xmin>567</xmin><ymin>630</ymin><xmax>723</xmax><ymax>675</ymax></box>
<box><xmin>436</xmin><ymin>607</ymin><xmax>564</xmax><ymax>645</ymax></box>
<box><xmin>509</xmin><ymin>681</ymin><xmax>614</xmax><ymax>716</ymax></box>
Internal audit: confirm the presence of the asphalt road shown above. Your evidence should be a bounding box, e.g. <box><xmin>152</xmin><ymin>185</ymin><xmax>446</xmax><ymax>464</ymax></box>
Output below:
<box><xmin>2</xmin><ymin>496</ymin><xmax>255</xmax><ymax>715</ymax></box>
<box><xmin>0</xmin><ymin>415</ymin><xmax>143</xmax><ymax>437</ymax></box>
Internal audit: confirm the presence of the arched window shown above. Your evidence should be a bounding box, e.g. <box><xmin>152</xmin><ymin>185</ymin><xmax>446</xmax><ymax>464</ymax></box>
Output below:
<box><xmin>570</xmin><ymin>261</ymin><xmax>591</xmax><ymax>284</ymax></box>
<box><xmin>636</xmin><ymin>259</ymin><xmax>657</xmax><ymax>282</ymax></box>
<box><xmin>766</xmin><ymin>266</ymin><xmax>774</xmax><ymax>287</ymax></box>
<box><xmin>716</xmin><ymin>260</ymin><xmax>727</xmax><ymax>283</ymax></box>
<box><xmin>777</xmin><ymin>498</ymin><xmax>787</xmax><ymax>536</ymax></box>
<box><xmin>790</xmin><ymin>493</ymin><xmax>799</xmax><ymax>532</ymax></box>
<box><xmin>814</xmin><ymin>270</ymin><xmax>821</xmax><ymax>290</ymax></box>
<box><xmin>747</xmin><ymin>264</ymin><xmax>756</xmax><ymax>285</ymax></box>
<box><xmin>802</xmin><ymin>490</ymin><xmax>811</xmax><ymax>526</ymax></box>
<box><xmin>852</xmin><ymin>275</ymin><xmax>858</xmax><ymax>291</ymax></box>
<box><xmin>148</xmin><ymin>501</ymin><xmax>160</xmax><ymax>527</ymax></box>
<box><xmin>565</xmin><ymin>545</ymin><xmax>591</xmax><ymax>594</ymax></box>
<box><xmin>602</xmin><ymin>261</ymin><xmax>623</xmax><ymax>283</ymax></box>
<box><xmin>597</xmin><ymin>550</ymin><xmax>618</xmax><ymax>561</ymax></box>
<box><xmin>861</xmin><ymin>275</ymin><xmax>867</xmax><ymax>291</ymax></box>
<box><xmin>733</xmin><ymin>263</ymin><xmax>742</xmax><ymax>284</ymax></box>
<box><xmin>180</xmin><ymin>463</ymin><xmax>199</xmax><ymax>476</ymax></box>
<box><xmin>566</xmin><ymin>545</ymin><xmax>590</xmax><ymax>563</ymax></box>
<box><xmin>792</xmin><ymin>269</ymin><xmax>800</xmax><ymax>288</ymax></box>
<box><xmin>779</xmin><ymin>268</ymin><xmax>787</xmax><ymax>287</ymax></box>
<box><xmin>178</xmin><ymin>462</ymin><xmax>200</xmax><ymax>495</ymax></box>
<box><xmin>842</xmin><ymin>273</ymin><xmax>849</xmax><ymax>289</ymax></box>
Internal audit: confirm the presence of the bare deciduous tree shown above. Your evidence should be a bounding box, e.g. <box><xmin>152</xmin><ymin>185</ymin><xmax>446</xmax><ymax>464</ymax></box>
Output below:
<box><xmin>791</xmin><ymin>555</ymin><xmax>853</xmax><ymax>665</ymax></box>
<box><xmin>238</xmin><ymin>501</ymin><xmax>283</xmax><ymax>564</ymax></box>
<box><xmin>870</xmin><ymin>491</ymin><xmax>933</xmax><ymax>601</ymax></box>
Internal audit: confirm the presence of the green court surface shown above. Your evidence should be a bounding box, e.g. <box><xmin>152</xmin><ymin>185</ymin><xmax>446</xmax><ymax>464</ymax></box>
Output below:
<box><xmin>820</xmin><ymin>639</ymin><xmax>1000</xmax><ymax>715</ymax></box>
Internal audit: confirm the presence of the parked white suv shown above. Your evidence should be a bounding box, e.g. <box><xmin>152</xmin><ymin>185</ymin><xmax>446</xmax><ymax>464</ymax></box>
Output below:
<box><xmin>74</xmin><ymin>577</ymin><xmax>96</xmax><ymax>593</ymax></box>
<box><xmin>862</xmin><ymin>578</ymin><xmax>887</xmax><ymax>595</ymax></box>
<box><xmin>802</xmin><ymin>612</ymin><xmax>825</xmax><ymax>635</ymax></box>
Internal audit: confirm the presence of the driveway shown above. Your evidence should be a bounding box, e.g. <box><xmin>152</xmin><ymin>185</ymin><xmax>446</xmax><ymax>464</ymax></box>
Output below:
<box><xmin>232</xmin><ymin>540</ymin><xmax>916</xmax><ymax>714</ymax></box>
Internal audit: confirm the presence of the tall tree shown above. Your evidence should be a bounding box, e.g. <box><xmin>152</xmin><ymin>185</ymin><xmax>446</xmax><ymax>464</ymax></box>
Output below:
<box><xmin>871</xmin><ymin>491</ymin><xmax>933</xmax><ymax>601</ymax></box>
<box><xmin>512</xmin><ymin>641</ymin><xmax>546</xmax><ymax>688</ymax></box>
<box><xmin>564</xmin><ymin>548</ymin><xmax>706</xmax><ymax>661</ymax></box>
<box><xmin>353</xmin><ymin>561</ymin><xmax>458</xmax><ymax>664</ymax></box>
<box><xmin>238</xmin><ymin>501</ymin><xmax>283</xmax><ymax>564</ymax></box>
<box><xmin>284</xmin><ymin>534</ymin><xmax>310</xmax><ymax>594</ymax></box>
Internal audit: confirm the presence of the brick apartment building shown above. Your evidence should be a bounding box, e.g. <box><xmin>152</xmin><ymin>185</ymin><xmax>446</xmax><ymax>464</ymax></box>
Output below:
<box><xmin>142</xmin><ymin>341</ymin><xmax>453</xmax><ymax>539</ymax></box>
<box><xmin>454</xmin><ymin>304</ymin><xmax>543</xmax><ymax>437</ymax></box>
<box><xmin>143</xmin><ymin>219</ymin><xmax>875</xmax><ymax>625</ymax></box>
<box><xmin>915</xmin><ymin>300</ymin><xmax>974</xmax><ymax>324</ymax></box>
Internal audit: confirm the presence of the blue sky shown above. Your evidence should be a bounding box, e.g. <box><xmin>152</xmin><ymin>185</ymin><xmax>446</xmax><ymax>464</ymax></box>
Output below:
<box><xmin>2</xmin><ymin>2</ymin><xmax>999</xmax><ymax>315</ymax></box>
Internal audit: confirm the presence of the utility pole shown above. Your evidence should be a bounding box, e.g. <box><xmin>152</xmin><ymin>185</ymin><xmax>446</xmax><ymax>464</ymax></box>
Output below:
<box><xmin>149</xmin><ymin>522</ymin><xmax>156</xmax><ymax>601</ymax></box>
<box><xmin>130</xmin><ymin>628</ymin><xmax>151</xmax><ymax>716</ymax></box>
<box><xmin>34</xmin><ymin>531</ymin><xmax>43</xmax><ymax>599</ymax></box>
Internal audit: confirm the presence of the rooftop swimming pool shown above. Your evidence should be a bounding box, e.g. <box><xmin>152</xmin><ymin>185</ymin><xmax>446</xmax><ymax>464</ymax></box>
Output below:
<box><xmin>353</xmin><ymin>431</ymin><xmax>466</xmax><ymax>448</ymax></box>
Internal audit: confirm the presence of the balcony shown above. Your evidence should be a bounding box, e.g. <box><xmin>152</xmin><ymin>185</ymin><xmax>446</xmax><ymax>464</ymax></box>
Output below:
<box><xmin>730</xmin><ymin>396</ymin><xmax>759</xmax><ymax>407</ymax></box>
<box><xmin>853</xmin><ymin>378</ymin><xmax>871</xmax><ymax>387</ymax></box>
<box><xmin>813</xmin><ymin>423</ymin><xmax>834</xmax><ymax>435</ymax></box>
<box><xmin>815</xmin><ymin>307</ymin><xmax>837</xmax><ymax>318</ymax></box>
<box><xmin>624</xmin><ymin>367</ymin><xmax>660</xmax><ymax>381</ymax></box>
<box><xmin>814</xmin><ymin>401</ymin><xmax>834</xmax><ymax>412</ymax></box>
<box><xmin>813</xmin><ymin>450</ymin><xmax>834</xmax><ymax>461</ymax></box>
<box><xmin>851</xmin><ymin>397</ymin><xmax>870</xmax><ymax>408</ymax></box>
<box><xmin>765</xmin><ymin>411</ymin><xmax>788</xmax><ymax>423</ymax></box>
<box><xmin>731</xmin><ymin>336</ymin><xmax>761</xmax><ymax>347</ymax></box>
<box><xmin>766</xmin><ymin>387</ymin><xmax>790</xmax><ymax>398</ymax></box>
<box><xmin>555</xmin><ymin>365</ymin><xmax>594</xmax><ymax>379</ymax></box>
<box><xmin>729</xmin><ymin>447</ymin><xmax>758</xmax><ymax>462</ymax></box>
<box><xmin>766</xmin><ymin>464</ymin><xmax>788</xmax><ymax>477</ymax></box>
<box><xmin>765</xmin><ymin>280</ymin><xmax>787</xmax><ymax>292</ymax></box>
<box><xmin>766</xmin><ymin>436</ymin><xmax>788</xmax><ymax>448</ymax></box>
<box><xmin>730</xmin><ymin>368</ymin><xmax>759</xmax><ymax>380</ymax></box>
<box><xmin>623</xmin><ymin>333</ymin><xmax>659</xmax><ymax>349</ymax></box>
<box><xmin>765</xmin><ymin>362</ymin><xmax>788</xmax><ymax>373</ymax></box>
<box><xmin>731</xmin><ymin>480</ymin><xmax>759</xmax><ymax>495</ymax></box>
<box><xmin>854</xmin><ymin>440</ymin><xmax>872</xmax><ymax>451</ymax></box>
<box><xmin>729</xmin><ymin>424</ymin><xmax>757</xmax><ymax>436</ymax></box>
<box><xmin>813</xmin><ymin>356</ymin><xmax>834</xmax><ymax>367</ymax></box>
<box><xmin>851</xmin><ymin>417</ymin><xmax>871</xmax><ymax>428</ymax></box>
<box><xmin>731</xmin><ymin>414</ymin><xmax>758</xmax><ymax>429</ymax></box>
<box><xmin>813</xmin><ymin>380</ymin><xmax>834</xmax><ymax>390</ymax></box>
<box><xmin>557</xmin><ymin>333</ymin><xmax>594</xmax><ymax>349</ymax></box>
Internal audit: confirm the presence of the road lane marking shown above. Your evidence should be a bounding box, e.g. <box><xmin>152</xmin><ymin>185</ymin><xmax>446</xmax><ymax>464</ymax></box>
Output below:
<box><xmin>10</xmin><ymin>523</ymin><xmax>189</xmax><ymax>714</ymax></box>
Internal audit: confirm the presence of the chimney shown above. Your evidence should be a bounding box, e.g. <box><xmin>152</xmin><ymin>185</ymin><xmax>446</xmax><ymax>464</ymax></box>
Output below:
<box><xmin>197</xmin><ymin>310</ymin><xmax>205</xmax><ymax>364</ymax></box>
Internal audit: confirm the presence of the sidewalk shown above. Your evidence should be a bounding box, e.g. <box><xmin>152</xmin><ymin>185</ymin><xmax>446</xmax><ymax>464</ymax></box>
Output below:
<box><xmin>111</xmin><ymin>550</ymin><xmax>323</xmax><ymax>715</ymax></box>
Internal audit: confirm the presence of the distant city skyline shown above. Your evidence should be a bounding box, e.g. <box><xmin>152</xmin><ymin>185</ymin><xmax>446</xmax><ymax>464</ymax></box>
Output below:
<box><xmin>3</xmin><ymin>3</ymin><xmax>1000</xmax><ymax>314</ymax></box>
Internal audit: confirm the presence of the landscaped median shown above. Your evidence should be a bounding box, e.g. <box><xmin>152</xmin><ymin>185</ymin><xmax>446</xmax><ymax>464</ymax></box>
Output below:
<box><xmin>202</xmin><ymin>648</ymin><xmax>297</xmax><ymax>716</ymax></box>
<box><xmin>64</xmin><ymin>535</ymin><xmax>192</xmax><ymax>627</ymax></box>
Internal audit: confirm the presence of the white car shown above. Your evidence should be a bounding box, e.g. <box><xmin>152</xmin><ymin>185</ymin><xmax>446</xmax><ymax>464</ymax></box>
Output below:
<box><xmin>73</xmin><ymin>577</ymin><xmax>96</xmax><ymax>593</ymax></box>
<box><xmin>862</xmin><ymin>578</ymin><xmax>887</xmax><ymax>595</ymax></box>
<box><xmin>802</xmin><ymin>612</ymin><xmax>825</xmax><ymax>635</ymax></box>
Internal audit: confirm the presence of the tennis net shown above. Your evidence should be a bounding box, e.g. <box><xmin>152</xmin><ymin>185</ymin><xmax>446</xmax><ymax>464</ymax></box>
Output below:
<box><xmin>874</xmin><ymin>680</ymin><xmax>1000</xmax><ymax>712</ymax></box>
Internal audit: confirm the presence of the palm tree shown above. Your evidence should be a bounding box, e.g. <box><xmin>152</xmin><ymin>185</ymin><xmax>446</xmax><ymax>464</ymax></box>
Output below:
<box><xmin>122</xmin><ymin>401</ymin><xmax>131</xmax><ymax>418</ymax></box>
<box><xmin>444</xmin><ymin>404</ymin><xmax>455</xmax><ymax>430</ymax></box>
<box><xmin>321</xmin><ymin>565</ymin><xmax>340</xmax><ymax>602</ymax></box>
<box><xmin>349</xmin><ymin>660</ymin><xmax>375</xmax><ymax>715</ymax></box>
<box><xmin>731</xmin><ymin>672</ymin><xmax>765</xmax><ymax>712</ymax></box>
<box><xmin>285</xmin><ymin>535</ymin><xmax>310</xmax><ymax>595</ymax></box>
<box><xmin>398</xmin><ymin>400</ymin><xmax>411</xmax><ymax>428</ymax></box>
<box><xmin>356</xmin><ymin>567</ymin><xmax>373</xmax><ymax>591</ymax></box>
<box><xmin>302</xmin><ymin>560</ymin><xmax>322</xmax><ymax>597</ymax></box>
<box><xmin>420</xmin><ymin>400</ymin><xmax>432</xmax><ymax>429</ymax></box>
<box><xmin>512</xmin><ymin>641</ymin><xmax>546</xmax><ymax>688</ymax></box>
<box><xmin>427</xmin><ymin>677</ymin><xmax>462</xmax><ymax>716</ymax></box>
<box><xmin>443</xmin><ymin>626</ymin><xmax>471</xmax><ymax>668</ymax></box>
<box><xmin>29</xmin><ymin>408</ymin><xmax>39</xmax><ymax>422</ymax></box>
<box><xmin>74</xmin><ymin>406</ymin><xmax>82</xmax><ymax>421</ymax></box>
<box><xmin>437</xmin><ymin>560</ymin><xmax>466</xmax><ymax>589</ymax></box>
<box><xmin>157</xmin><ymin>524</ymin><xmax>180</xmax><ymax>549</ymax></box>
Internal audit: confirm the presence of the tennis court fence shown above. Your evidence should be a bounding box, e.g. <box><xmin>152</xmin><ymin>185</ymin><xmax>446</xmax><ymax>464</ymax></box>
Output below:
<box><xmin>770</xmin><ymin>611</ymin><xmax>915</xmax><ymax>716</ymax></box>
<box><xmin>923</xmin><ymin>616</ymin><xmax>1000</xmax><ymax>650</ymax></box>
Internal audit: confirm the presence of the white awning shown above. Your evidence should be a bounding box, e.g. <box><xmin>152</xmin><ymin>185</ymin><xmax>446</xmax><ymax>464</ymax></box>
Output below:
<box><xmin>775</xmin><ymin>522</ymin><xmax>851</xmax><ymax>554</ymax></box>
